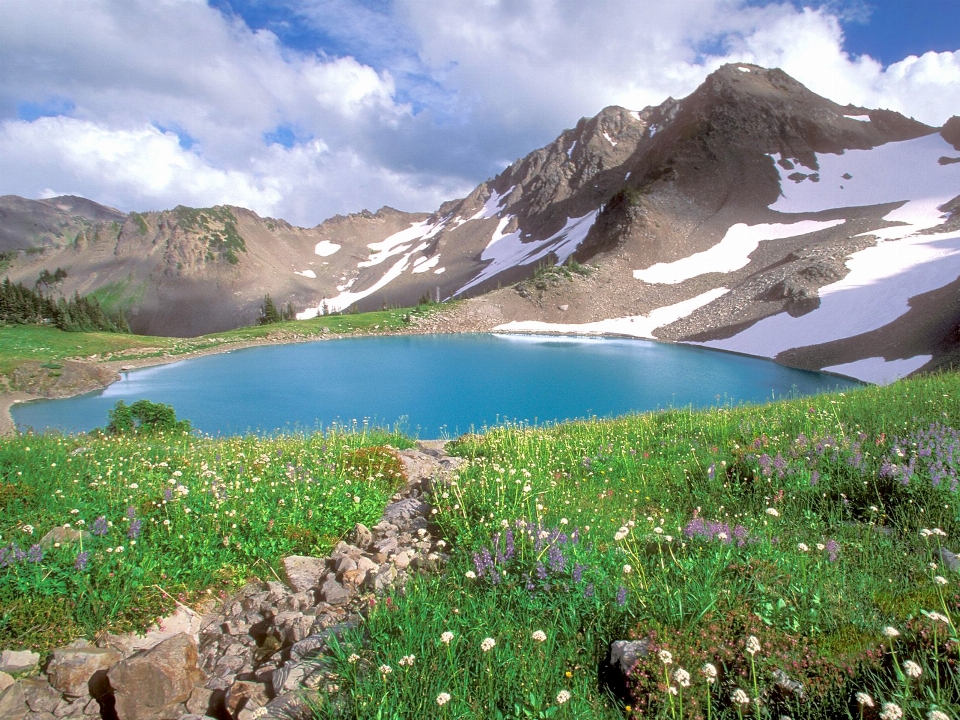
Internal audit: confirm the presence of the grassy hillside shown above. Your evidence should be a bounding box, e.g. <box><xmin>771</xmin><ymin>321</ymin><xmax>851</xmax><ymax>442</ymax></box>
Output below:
<box><xmin>2</xmin><ymin>369</ymin><xmax>959</xmax><ymax>718</ymax></box>
<box><xmin>0</xmin><ymin>303</ymin><xmax>447</xmax><ymax>381</ymax></box>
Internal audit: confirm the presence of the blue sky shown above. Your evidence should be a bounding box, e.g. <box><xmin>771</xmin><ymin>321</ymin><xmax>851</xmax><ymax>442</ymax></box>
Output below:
<box><xmin>0</xmin><ymin>0</ymin><xmax>957</xmax><ymax>226</ymax></box>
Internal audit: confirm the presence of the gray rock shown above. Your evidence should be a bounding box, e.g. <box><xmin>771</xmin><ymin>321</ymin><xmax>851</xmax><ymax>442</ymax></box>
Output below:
<box><xmin>382</xmin><ymin>498</ymin><xmax>430</xmax><ymax>530</ymax></box>
<box><xmin>107</xmin><ymin>633</ymin><xmax>206</xmax><ymax>720</ymax></box>
<box><xmin>226</xmin><ymin>680</ymin><xmax>270</xmax><ymax>716</ymax></box>
<box><xmin>184</xmin><ymin>685</ymin><xmax>215</xmax><ymax>715</ymax></box>
<box><xmin>771</xmin><ymin>668</ymin><xmax>805</xmax><ymax>699</ymax></box>
<box><xmin>263</xmin><ymin>691</ymin><xmax>311</xmax><ymax>720</ymax></box>
<box><xmin>38</xmin><ymin>527</ymin><xmax>90</xmax><ymax>550</ymax></box>
<box><xmin>21</xmin><ymin>677</ymin><xmax>60</xmax><ymax>714</ymax></box>
<box><xmin>47</xmin><ymin>645</ymin><xmax>121</xmax><ymax>698</ymax></box>
<box><xmin>320</xmin><ymin>579</ymin><xmax>351</xmax><ymax>606</ymax></box>
<box><xmin>0</xmin><ymin>671</ymin><xmax>14</xmax><ymax>692</ymax></box>
<box><xmin>940</xmin><ymin>547</ymin><xmax>960</xmax><ymax>572</ymax></box>
<box><xmin>0</xmin><ymin>650</ymin><xmax>40</xmax><ymax>675</ymax></box>
<box><xmin>0</xmin><ymin>682</ymin><xmax>28</xmax><ymax>720</ymax></box>
<box><xmin>393</xmin><ymin>550</ymin><xmax>415</xmax><ymax>570</ymax></box>
<box><xmin>280</xmin><ymin>556</ymin><xmax>327</xmax><ymax>594</ymax></box>
<box><xmin>348</xmin><ymin>523</ymin><xmax>373</xmax><ymax>550</ymax></box>
<box><xmin>52</xmin><ymin>694</ymin><xmax>87</xmax><ymax>718</ymax></box>
<box><xmin>609</xmin><ymin>640</ymin><xmax>650</xmax><ymax>676</ymax></box>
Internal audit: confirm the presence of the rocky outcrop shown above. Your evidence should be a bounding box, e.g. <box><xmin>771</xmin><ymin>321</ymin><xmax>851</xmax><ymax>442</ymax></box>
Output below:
<box><xmin>0</xmin><ymin>442</ymin><xmax>462</xmax><ymax>720</ymax></box>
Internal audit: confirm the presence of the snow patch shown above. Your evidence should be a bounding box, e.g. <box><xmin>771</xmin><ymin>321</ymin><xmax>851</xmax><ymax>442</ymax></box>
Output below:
<box><xmin>294</xmin><ymin>270</ymin><xmax>316</xmax><ymax>279</ymax></box>
<box><xmin>494</xmin><ymin>288</ymin><xmax>729</xmax><ymax>340</ymax></box>
<box><xmin>633</xmin><ymin>219</ymin><xmax>845</xmax><ymax>285</ymax></box>
<box><xmin>298</xmin><ymin>254</ymin><xmax>414</xmax><ymax>318</ymax></box>
<box><xmin>629</xmin><ymin>111</ymin><xmax>642</xmax><ymax>122</ymax></box>
<box><xmin>434</xmin><ymin>267</ymin><xmax>445</xmax><ymax>274</ymax></box>
<box><xmin>822</xmin><ymin>356</ymin><xmax>931</xmax><ymax>385</ymax></box>
<box><xmin>469</xmin><ymin>186</ymin><xmax>515</xmax><ymax>220</ymax></box>
<box><xmin>738</xmin><ymin>66</ymin><xmax>751</xmax><ymax>73</ymax></box>
<box><xmin>412</xmin><ymin>255</ymin><xmax>440</xmax><ymax>274</ymax></box>
<box><xmin>314</xmin><ymin>240</ymin><xmax>340</xmax><ymax>257</ymax></box>
<box><xmin>456</xmin><ymin>211</ymin><xmax>598</xmax><ymax>295</ymax></box>
<box><xmin>625</xmin><ymin>171</ymin><xmax>631</xmax><ymax>181</ymax></box>
<box><xmin>844</xmin><ymin>114</ymin><xmax>871</xmax><ymax>122</ymax></box>
<box><xmin>567</xmin><ymin>140</ymin><xmax>577</xmax><ymax>158</ymax></box>
<box><xmin>602</xmin><ymin>132</ymin><xmax>617</xmax><ymax>147</ymax></box>
<box><xmin>359</xmin><ymin>219</ymin><xmax>439</xmax><ymax>268</ymax></box>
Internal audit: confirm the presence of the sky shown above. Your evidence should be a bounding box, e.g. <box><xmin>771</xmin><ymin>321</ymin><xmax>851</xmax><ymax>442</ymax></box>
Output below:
<box><xmin>0</xmin><ymin>0</ymin><xmax>958</xmax><ymax>227</ymax></box>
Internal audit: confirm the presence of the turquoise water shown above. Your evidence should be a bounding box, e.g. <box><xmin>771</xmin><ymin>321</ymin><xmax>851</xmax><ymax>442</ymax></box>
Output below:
<box><xmin>12</xmin><ymin>333</ymin><xmax>860</xmax><ymax>437</ymax></box>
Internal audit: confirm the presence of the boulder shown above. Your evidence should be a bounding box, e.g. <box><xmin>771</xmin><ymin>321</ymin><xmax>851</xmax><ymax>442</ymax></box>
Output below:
<box><xmin>0</xmin><ymin>671</ymin><xmax>14</xmax><ymax>692</ymax></box>
<box><xmin>107</xmin><ymin>633</ymin><xmax>205</xmax><ymax>720</ymax></box>
<box><xmin>0</xmin><ymin>649</ymin><xmax>40</xmax><ymax>675</ymax></box>
<box><xmin>225</xmin><ymin>680</ymin><xmax>270</xmax><ymax>716</ymax></box>
<box><xmin>319</xmin><ymin>579</ymin><xmax>351</xmax><ymax>606</ymax></box>
<box><xmin>280</xmin><ymin>556</ymin><xmax>327</xmax><ymax>593</ymax></box>
<box><xmin>382</xmin><ymin>498</ymin><xmax>430</xmax><ymax>530</ymax></box>
<box><xmin>38</xmin><ymin>526</ymin><xmax>90</xmax><ymax>549</ymax></box>
<box><xmin>20</xmin><ymin>676</ymin><xmax>60</xmax><ymax>714</ymax></box>
<box><xmin>0</xmin><ymin>681</ymin><xmax>27</xmax><ymax>720</ymax></box>
<box><xmin>347</xmin><ymin>523</ymin><xmax>373</xmax><ymax>550</ymax></box>
<box><xmin>46</xmin><ymin>645</ymin><xmax>121</xmax><ymax>698</ymax></box>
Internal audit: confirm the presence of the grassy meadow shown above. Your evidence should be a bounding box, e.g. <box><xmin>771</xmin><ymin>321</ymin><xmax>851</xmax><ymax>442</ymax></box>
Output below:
<box><xmin>2</xmin><ymin>344</ymin><xmax>960</xmax><ymax>718</ymax></box>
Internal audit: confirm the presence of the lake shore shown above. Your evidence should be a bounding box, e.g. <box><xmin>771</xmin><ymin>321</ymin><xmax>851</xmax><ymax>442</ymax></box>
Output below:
<box><xmin>0</xmin><ymin>299</ymin><xmax>506</xmax><ymax>435</ymax></box>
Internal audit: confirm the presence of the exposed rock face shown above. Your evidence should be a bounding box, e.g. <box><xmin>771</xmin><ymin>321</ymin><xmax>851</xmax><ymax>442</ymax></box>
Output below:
<box><xmin>46</xmin><ymin>643</ymin><xmax>121</xmax><ymax>698</ymax></box>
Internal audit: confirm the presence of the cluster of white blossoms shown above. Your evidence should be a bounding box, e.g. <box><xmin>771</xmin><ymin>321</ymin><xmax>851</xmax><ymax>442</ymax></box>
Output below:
<box><xmin>378</xmin><ymin>664</ymin><xmax>392</xmax><ymax>676</ymax></box>
<box><xmin>765</xmin><ymin>507</ymin><xmax>780</xmax><ymax>517</ymax></box>
<box><xmin>882</xmin><ymin>626</ymin><xmax>901</xmax><ymax>638</ymax></box>
<box><xmin>436</xmin><ymin>692</ymin><xmax>451</xmax><ymax>706</ymax></box>
<box><xmin>920</xmin><ymin>528</ymin><xmax>948</xmax><ymax>538</ymax></box>
<box><xmin>658</xmin><ymin>650</ymin><xmax>673</xmax><ymax>665</ymax></box>
<box><xmin>614</xmin><ymin>525</ymin><xmax>630</xmax><ymax>541</ymax></box>
<box><xmin>672</xmin><ymin>668</ymin><xmax>690</xmax><ymax>687</ymax></box>
<box><xmin>745</xmin><ymin>635</ymin><xmax>761</xmax><ymax>656</ymax></box>
<box><xmin>903</xmin><ymin>660</ymin><xmax>922</xmax><ymax>678</ymax></box>
<box><xmin>879</xmin><ymin>702</ymin><xmax>903</xmax><ymax>720</ymax></box>
<box><xmin>531</xmin><ymin>630</ymin><xmax>547</xmax><ymax>642</ymax></box>
<box><xmin>855</xmin><ymin>692</ymin><xmax>874</xmax><ymax>707</ymax></box>
<box><xmin>730</xmin><ymin>688</ymin><xmax>751</xmax><ymax>705</ymax></box>
<box><xmin>398</xmin><ymin>654</ymin><xmax>415</xmax><ymax>667</ymax></box>
<box><xmin>481</xmin><ymin>637</ymin><xmax>496</xmax><ymax>652</ymax></box>
<box><xmin>701</xmin><ymin>663</ymin><xmax>717</xmax><ymax>684</ymax></box>
<box><xmin>556</xmin><ymin>690</ymin><xmax>571</xmax><ymax>704</ymax></box>
<box><xmin>440</xmin><ymin>631</ymin><xmax>454</xmax><ymax>644</ymax></box>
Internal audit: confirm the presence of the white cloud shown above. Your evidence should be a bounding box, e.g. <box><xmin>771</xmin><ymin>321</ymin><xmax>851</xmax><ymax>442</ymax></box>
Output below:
<box><xmin>0</xmin><ymin>0</ymin><xmax>956</xmax><ymax>226</ymax></box>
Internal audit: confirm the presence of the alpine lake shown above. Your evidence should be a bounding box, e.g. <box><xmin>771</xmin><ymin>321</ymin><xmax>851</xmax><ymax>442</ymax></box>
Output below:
<box><xmin>12</xmin><ymin>333</ymin><xmax>860</xmax><ymax>437</ymax></box>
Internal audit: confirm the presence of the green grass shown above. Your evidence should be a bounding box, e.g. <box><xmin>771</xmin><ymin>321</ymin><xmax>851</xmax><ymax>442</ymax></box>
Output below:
<box><xmin>0</xmin><ymin>425</ymin><xmax>413</xmax><ymax>651</ymax></box>
<box><xmin>311</xmin><ymin>372</ymin><xmax>960</xmax><ymax>719</ymax></box>
<box><xmin>4</xmin><ymin>359</ymin><xmax>960</xmax><ymax>719</ymax></box>
<box><xmin>0</xmin><ymin>303</ymin><xmax>450</xmax><ymax>380</ymax></box>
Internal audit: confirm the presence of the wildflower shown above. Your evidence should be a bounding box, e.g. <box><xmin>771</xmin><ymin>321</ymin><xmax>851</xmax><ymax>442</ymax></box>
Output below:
<box><xmin>855</xmin><ymin>692</ymin><xmax>874</xmax><ymax>707</ymax></box>
<box><xmin>882</xmin><ymin>626</ymin><xmax>901</xmax><ymax>638</ymax></box>
<box><xmin>436</xmin><ymin>692</ymin><xmax>451</xmax><ymax>706</ymax></box>
<box><xmin>673</xmin><ymin>668</ymin><xmax>691</xmax><ymax>687</ymax></box>
<box><xmin>816</xmin><ymin>543</ymin><xmax>825</xmax><ymax>551</ymax></box>
<box><xmin>616</xmin><ymin>586</ymin><xmax>628</xmax><ymax>606</ymax></box>
<box><xmin>481</xmin><ymin>637</ymin><xmax>496</xmax><ymax>652</ymax></box>
<box><xmin>880</xmin><ymin>702</ymin><xmax>903</xmax><ymax>720</ymax></box>
<box><xmin>465</xmin><ymin>571</ymin><xmax>476</xmax><ymax>580</ymax></box>
<box><xmin>745</xmin><ymin>635</ymin><xmax>761</xmax><ymax>655</ymax></box>
<box><xmin>614</xmin><ymin>526</ymin><xmax>629</xmax><ymax>541</ymax></box>
<box><xmin>27</xmin><ymin>544</ymin><xmax>43</xmax><ymax>564</ymax></box>
<box><xmin>440</xmin><ymin>631</ymin><xmax>454</xmax><ymax>644</ymax></box>
<box><xmin>765</xmin><ymin>508</ymin><xmax>779</xmax><ymax>517</ymax></box>
<box><xmin>797</xmin><ymin>543</ymin><xmax>809</xmax><ymax>552</ymax></box>
<box><xmin>667</xmin><ymin>685</ymin><xmax>678</xmax><ymax>695</ymax></box>
<box><xmin>701</xmin><ymin>663</ymin><xmax>717</xmax><ymax>683</ymax></box>
<box><xmin>532</xmin><ymin>630</ymin><xmax>547</xmax><ymax>643</ymax></box>
<box><xmin>399</xmin><ymin>654</ymin><xmax>415</xmax><ymax>667</ymax></box>
<box><xmin>928</xmin><ymin>711</ymin><xmax>950</xmax><ymax>720</ymax></box>
<box><xmin>22</xmin><ymin>524</ymin><xmax>34</xmax><ymax>534</ymax></box>
<box><xmin>74</xmin><ymin>551</ymin><xmax>90</xmax><ymax>571</ymax></box>
<box><xmin>904</xmin><ymin>660</ymin><xmax>922</xmax><ymax>678</ymax></box>
<box><xmin>379</xmin><ymin>664</ymin><xmax>392</xmax><ymax>676</ymax></box>
<box><xmin>128</xmin><ymin>519</ymin><xmax>143</xmax><ymax>540</ymax></box>
<box><xmin>347</xmin><ymin>654</ymin><xmax>360</xmax><ymax>664</ymax></box>
<box><xmin>731</xmin><ymin>688</ymin><xmax>750</xmax><ymax>705</ymax></box>
<box><xmin>935</xmin><ymin>576</ymin><xmax>948</xmax><ymax>586</ymax></box>
<box><xmin>556</xmin><ymin>690</ymin><xmax>571</xmax><ymax>705</ymax></box>
<box><xmin>658</xmin><ymin>650</ymin><xmax>673</xmax><ymax>665</ymax></box>
<box><xmin>623</xmin><ymin>564</ymin><xmax>632</xmax><ymax>574</ymax></box>
<box><xmin>924</xmin><ymin>611</ymin><xmax>950</xmax><ymax>624</ymax></box>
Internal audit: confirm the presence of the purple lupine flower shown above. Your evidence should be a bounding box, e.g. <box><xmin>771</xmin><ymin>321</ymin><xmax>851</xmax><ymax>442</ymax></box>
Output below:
<box><xmin>27</xmin><ymin>544</ymin><xmax>43</xmax><ymax>564</ymax></box>
<box><xmin>707</xmin><ymin>463</ymin><xmax>716</xmax><ymax>481</ymax></box>
<box><xmin>733</xmin><ymin>525</ymin><xmax>748</xmax><ymax>547</ymax></box>
<box><xmin>824</xmin><ymin>539</ymin><xmax>839</xmax><ymax>562</ymax></box>
<box><xmin>572</xmin><ymin>563</ymin><xmax>585</xmax><ymax>584</ymax></box>
<box><xmin>535</xmin><ymin>562</ymin><xmax>548</xmax><ymax>581</ymax></box>
<box><xmin>126</xmin><ymin>506</ymin><xmax>137</xmax><ymax>520</ymax></box>
<box><xmin>570</xmin><ymin>528</ymin><xmax>579</xmax><ymax>544</ymax></box>
<box><xmin>583</xmin><ymin>583</ymin><xmax>594</xmax><ymax>598</ymax></box>
<box><xmin>74</xmin><ymin>551</ymin><xmax>90</xmax><ymax>571</ymax></box>
<box><xmin>164</xmin><ymin>488</ymin><xmax>173</xmax><ymax>501</ymax></box>
<box><xmin>503</xmin><ymin>529</ymin><xmax>515</xmax><ymax>561</ymax></box>
<box><xmin>128</xmin><ymin>519</ymin><xmax>143</xmax><ymax>539</ymax></box>
<box><xmin>810</xmin><ymin>470</ymin><xmax>819</xmax><ymax>486</ymax></box>
<box><xmin>13</xmin><ymin>545</ymin><xmax>26</xmax><ymax>562</ymax></box>
<box><xmin>0</xmin><ymin>546</ymin><xmax>11</xmax><ymax>568</ymax></box>
<box><xmin>616</xmin><ymin>586</ymin><xmax>628</xmax><ymax>606</ymax></box>
<box><xmin>92</xmin><ymin>516</ymin><xmax>109</xmax><ymax>536</ymax></box>
<box><xmin>548</xmin><ymin>544</ymin><xmax>566</xmax><ymax>572</ymax></box>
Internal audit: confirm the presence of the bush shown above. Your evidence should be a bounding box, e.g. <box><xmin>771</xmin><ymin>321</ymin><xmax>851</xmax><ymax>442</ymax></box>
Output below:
<box><xmin>105</xmin><ymin>400</ymin><xmax>192</xmax><ymax>435</ymax></box>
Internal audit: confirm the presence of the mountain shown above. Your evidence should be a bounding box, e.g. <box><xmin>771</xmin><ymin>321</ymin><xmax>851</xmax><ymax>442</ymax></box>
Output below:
<box><xmin>1</xmin><ymin>64</ymin><xmax>959</xmax><ymax>383</ymax></box>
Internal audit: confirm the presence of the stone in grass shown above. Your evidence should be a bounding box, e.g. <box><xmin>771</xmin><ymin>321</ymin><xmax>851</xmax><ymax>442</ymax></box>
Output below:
<box><xmin>107</xmin><ymin>633</ymin><xmax>205</xmax><ymax>720</ymax></box>
<box><xmin>320</xmin><ymin>578</ymin><xmax>351</xmax><ymax>606</ymax></box>
<box><xmin>46</xmin><ymin>644</ymin><xmax>121</xmax><ymax>698</ymax></box>
<box><xmin>600</xmin><ymin>640</ymin><xmax>651</xmax><ymax>704</ymax></box>
<box><xmin>38</xmin><ymin>526</ymin><xmax>90</xmax><ymax>549</ymax></box>
<box><xmin>0</xmin><ymin>650</ymin><xmax>40</xmax><ymax>675</ymax></box>
<box><xmin>281</xmin><ymin>556</ymin><xmax>327</xmax><ymax>594</ymax></box>
<box><xmin>0</xmin><ymin>671</ymin><xmax>13</xmax><ymax>693</ymax></box>
<box><xmin>940</xmin><ymin>547</ymin><xmax>960</xmax><ymax>573</ymax></box>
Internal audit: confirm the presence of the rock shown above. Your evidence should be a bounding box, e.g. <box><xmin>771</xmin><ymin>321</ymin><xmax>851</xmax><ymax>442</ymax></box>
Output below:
<box><xmin>608</xmin><ymin>640</ymin><xmax>650</xmax><ymax>675</ymax></box>
<box><xmin>415</xmin><ymin>440</ymin><xmax>448</xmax><ymax>458</ymax></box>
<box><xmin>366</xmin><ymin>564</ymin><xmax>397</xmax><ymax>593</ymax></box>
<box><xmin>940</xmin><ymin>547</ymin><xmax>960</xmax><ymax>573</ymax></box>
<box><xmin>558</xmin><ymin>304</ymin><xmax>569</xmax><ymax>311</ymax></box>
<box><xmin>107</xmin><ymin>633</ymin><xmax>205</xmax><ymax>720</ymax></box>
<box><xmin>38</xmin><ymin>527</ymin><xmax>90</xmax><ymax>550</ymax></box>
<box><xmin>225</xmin><ymin>680</ymin><xmax>270</xmax><ymax>716</ymax></box>
<box><xmin>771</xmin><ymin>668</ymin><xmax>805</xmax><ymax>699</ymax></box>
<box><xmin>52</xmin><ymin>694</ymin><xmax>87</xmax><ymax>717</ymax></box>
<box><xmin>46</xmin><ymin>645</ymin><xmax>121</xmax><ymax>698</ymax></box>
<box><xmin>393</xmin><ymin>550</ymin><xmax>415</xmax><ymax>570</ymax></box>
<box><xmin>184</xmin><ymin>686</ymin><xmax>215</xmax><ymax>716</ymax></box>
<box><xmin>0</xmin><ymin>682</ymin><xmax>28</xmax><ymax>720</ymax></box>
<box><xmin>348</xmin><ymin>523</ymin><xmax>373</xmax><ymax>550</ymax></box>
<box><xmin>0</xmin><ymin>650</ymin><xmax>40</xmax><ymax>675</ymax></box>
<box><xmin>319</xmin><ymin>579</ymin><xmax>351</xmax><ymax>606</ymax></box>
<box><xmin>263</xmin><ymin>691</ymin><xmax>311</xmax><ymax>720</ymax></box>
<box><xmin>0</xmin><ymin>671</ymin><xmax>14</xmax><ymax>692</ymax></box>
<box><xmin>382</xmin><ymin>498</ymin><xmax>430</xmax><ymax>530</ymax></box>
<box><xmin>21</xmin><ymin>677</ymin><xmax>60</xmax><ymax>714</ymax></box>
<box><xmin>281</xmin><ymin>556</ymin><xmax>327</xmax><ymax>593</ymax></box>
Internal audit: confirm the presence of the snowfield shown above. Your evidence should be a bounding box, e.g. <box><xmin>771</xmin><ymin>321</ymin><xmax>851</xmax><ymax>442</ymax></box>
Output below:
<box><xmin>697</xmin><ymin>133</ymin><xmax>960</xmax><ymax>382</ymax></box>
<box><xmin>633</xmin><ymin>219</ymin><xmax>845</xmax><ymax>284</ymax></box>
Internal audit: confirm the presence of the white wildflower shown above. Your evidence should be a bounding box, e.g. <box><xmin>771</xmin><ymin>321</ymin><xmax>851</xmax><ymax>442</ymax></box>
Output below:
<box><xmin>928</xmin><ymin>710</ymin><xmax>950</xmax><ymax>720</ymax></box>
<box><xmin>614</xmin><ymin>526</ymin><xmax>629</xmax><ymax>541</ymax></box>
<box><xmin>731</xmin><ymin>688</ymin><xmax>751</xmax><ymax>705</ymax></box>
<box><xmin>658</xmin><ymin>650</ymin><xmax>673</xmax><ymax>665</ymax></box>
<box><xmin>882</xmin><ymin>626</ymin><xmax>901</xmax><ymax>638</ymax></box>
<box><xmin>673</xmin><ymin>668</ymin><xmax>691</xmax><ymax>687</ymax></box>
<box><xmin>880</xmin><ymin>702</ymin><xmax>903</xmax><ymax>720</ymax></box>
<box><xmin>347</xmin><ymin>654</ymin><xmax>360</xmax><ymax>664</ymax></box>
<box><xmin>765</xmin><ymin>507</ymin><xmax>780</xmax><ymax>517</ymax></box>
<box><xmin>465</xmin><ymin>571</ymin><xmax>476</xmax><ymax>580</ymax></box>
<box><xmin>436</xmin><ymin>692</ymin><xmax>451</xmax><ymax>706</ymax></box>
<box><xmin>440</xmin><ymin>631</ymin><xmax>454</xmax><ymax>644</ymax></box>
<box><xmin>935</xmin><ymin>576</ymin><xmax>948</xmax><ymax>586</ymax></box>
<box><xmin>745</xmin><ymin>635</ymin><xmax>761</xmax><ymax>656</ymax></box>
<box><xmin>481</xmin><ymin>637</ymin><xmax>496</xmax><ymax>652</ymax></box>
<box><xmin>379</xmin><ymin>664</ymin><xmax>392</xmax><ymax>675</ymax></box>
<box><xmin>623</xmin><ymin>564</ymin><xmax>633</xmax><ymax>575</ymax></box>
<box><xmin>904</xmin><ymin>660</ymin><xmax>922</xmax><ymax>678</ymax></box>
<box><xmin>532</xmin><ymin>630</ymin><xmax>547</xmax><ymax>643</ymax></box>
<box><xmin>797</xmin><ymin>543</ymin><xmax>809</xmax><ymax>552</ymax></box>
<box><xmin>399</xmin><ymin>654</ymin><xmax>415</xmax><ymax>667</ymax></box>
<box><xmin>701</xmin><ymin>663</ymin><xmax>718</xmax><ymax>684</ymax></box>
<box><xmin>556</xmin><ymin>690</ymin><xmax>571</xmax><ymax>704</ymax></box>
<box><xmin>855</xmin><ymin>692</ymin><xmax>874</xmax><ymax>707</ymax></box>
